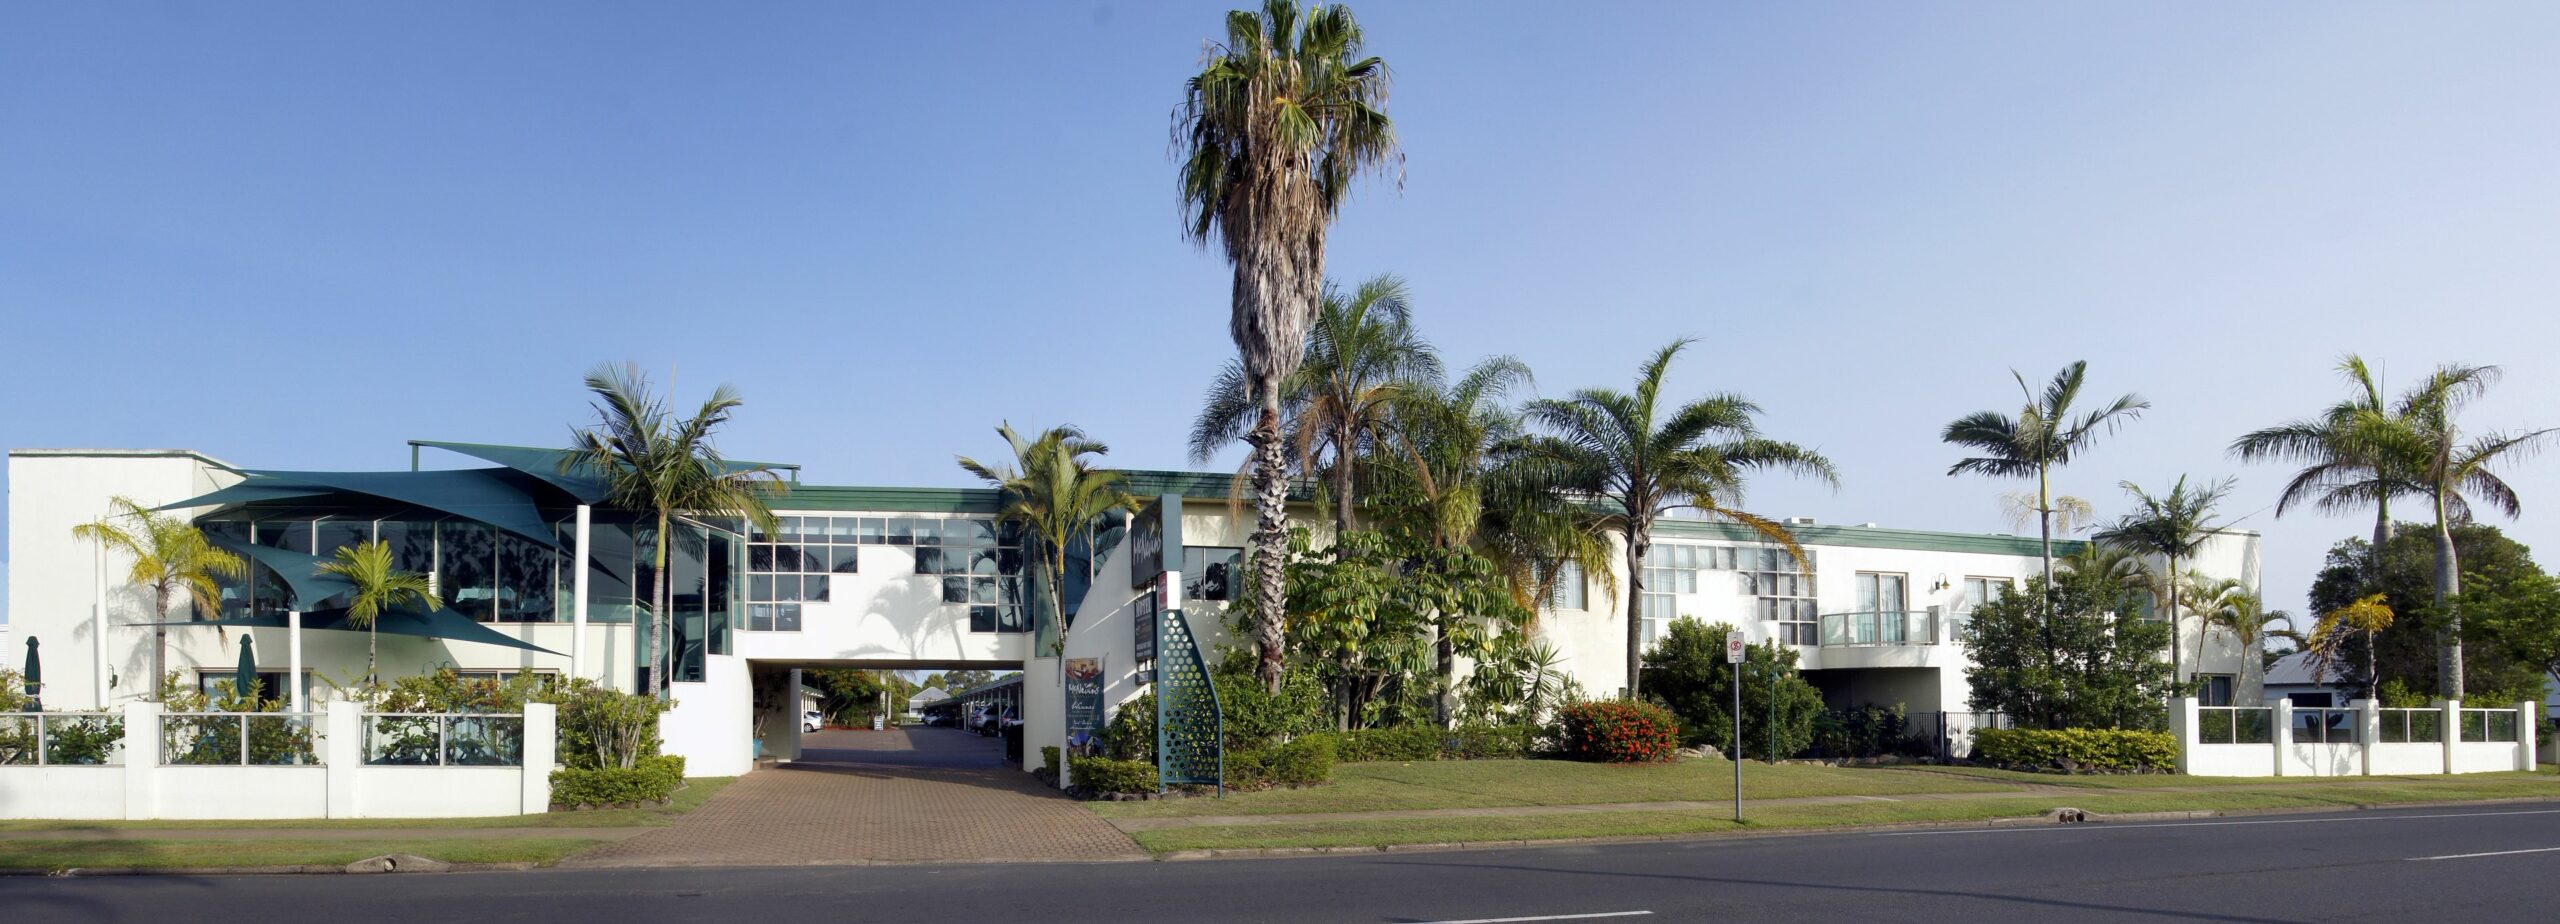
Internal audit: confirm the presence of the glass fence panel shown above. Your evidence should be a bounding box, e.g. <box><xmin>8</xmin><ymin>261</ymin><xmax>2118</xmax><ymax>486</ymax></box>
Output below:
<box><xmin>365</xmin><ymin>714</ymin><xmax>449</xmax><ymax>765</ymax></box>
<box><xmin>363</xmin><ymin>714</ymin><xmax>526</xmax><ymax>766</ymax></box>
<box><xmin>446</xmin><ymin>716</ymin><xmax>525</xmax><ymax>766</ymax></box>
<box><xmin>244</xmin><ymin>715</ymin><xmax>323</xmax><ymax>766</ymax></box>
<box><xmin>2201</xmin><ymin>708</ymin><xmax>2234</xmax><ymax>743</ymax></box>
<box><xmin>0</xmin><ymin>714</ymin><xmax>119</xmax><ymax>765</ymax></box>
<box><xmin>162</xmin><ymin>713</ymin><xmax>244</xmax><ymax>765</ymax></box>
<box><xmin>2294</xmin><ymin>708</ymin><xmax>2359</xmax><ymax>745</ymax></box>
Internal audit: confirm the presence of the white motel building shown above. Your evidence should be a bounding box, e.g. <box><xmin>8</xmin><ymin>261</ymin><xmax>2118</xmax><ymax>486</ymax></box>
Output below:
<box><xmin>5</xmin><ymin>442</ymin><xmax>2265</xmax><ymax>779</ymax></box>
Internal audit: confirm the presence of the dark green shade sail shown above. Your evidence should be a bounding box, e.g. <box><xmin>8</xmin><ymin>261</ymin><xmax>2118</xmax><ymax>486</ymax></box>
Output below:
<box><xmin>203</xmin><ymin>535</ymin><xmax>357</xmax><ymax>609</ymax></box>
<box><xmin>144</xmin><ymin>608</ymin><xmax>562</xmax><ymax>657</ymax></box>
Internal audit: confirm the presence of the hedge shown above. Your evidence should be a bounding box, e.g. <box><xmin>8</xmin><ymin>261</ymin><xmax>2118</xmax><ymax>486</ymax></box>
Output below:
<box><xmin>1555</xmin><ymin>701</ymin><xmax>1681</xmax><ymax>763</ymax></box>
<box><xmin>1226</xmin><ymin>735</ymin><xmax>1336</xmax><ymax>790</ymax></box>
<box><xmin>1312</xmin><ymin>724</ymin><xmax>1537</xmax><ymax>763</ymax></box>
<box><xmin>1069</xmin><ymin>755</ymin><xmax>1160</xmax><ymax>795</ymax></box>
<box><xmin>1974</xmin><ymin>728</ymin><xmax>2177</xmax><ymax>772</ymax></box>
<box><xmin>551</xmin><ymin>754</ymin><xmax>686</xmax><ymax>808</ymax></box>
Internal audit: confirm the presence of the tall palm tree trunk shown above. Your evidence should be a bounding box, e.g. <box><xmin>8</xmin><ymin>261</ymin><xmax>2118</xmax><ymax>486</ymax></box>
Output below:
<box><xmin>368</xmin><ymin>624</ymin><xmax>379</xmax><ymax>686</ymax></box>
<box><xmin>153</xmin><ymin>587</ymin><xmax>171</xmax><ymax>699</ymax></box>
<box><xmin>2167</xmin><ymin>554</ymin><xmax>2183</xmax><ymax>686</ymax></box>
<box><xmin>2431</xmin><ymin>489</ymin><xmax>2462</xmax><ymax>699</ymax></box>
<box><xmin>2036</xmin><ymin>465</ymin><xmax>2056</xmax><ymax>661</ymax></box>
<box><xmin>652</xmin><ymin>512</ymin><xmax>672</xmax><ymax>699</ymax></box>
<box><xmin>1250</xmin><ymin>392</ymin><xmax>1290</xmax><ymax>694</ymax></box>
<box><xmin>1623</xmin><ymin>520</ymin><xmax>1650</xmax><ymax>701</ymax></box>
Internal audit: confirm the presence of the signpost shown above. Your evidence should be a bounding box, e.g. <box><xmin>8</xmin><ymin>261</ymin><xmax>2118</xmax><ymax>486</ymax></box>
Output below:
<box><xmin>1726</xmin><ymin>630</ymin><xmax>1745</xmax><ymax>823</ymax></box>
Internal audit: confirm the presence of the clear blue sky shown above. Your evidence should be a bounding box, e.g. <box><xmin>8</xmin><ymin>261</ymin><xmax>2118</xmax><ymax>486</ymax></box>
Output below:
<box><xmin>5</xmin><ymin>1</ymin><xmax>2556</xmax><ymax>628</ymax></box>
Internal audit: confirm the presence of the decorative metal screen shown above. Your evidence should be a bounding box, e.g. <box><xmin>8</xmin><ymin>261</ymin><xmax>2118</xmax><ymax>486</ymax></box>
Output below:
<box><xmin>1154</xmin><ymin>606</ymin><xmax>1224</xmax><ymax>792</ymax></box>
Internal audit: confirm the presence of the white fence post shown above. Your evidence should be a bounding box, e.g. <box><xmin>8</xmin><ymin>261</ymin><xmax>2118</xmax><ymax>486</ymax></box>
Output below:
<box><xmin>325</xmin><ymin>700</ymin><xmax>362</xmax><ymax>818</ymax></box>
<box><xmin>2170</xmin><ymin>697</ymin><xmax>2199</xmax><ymax>775</ymax></box>
<box><xmin>523</xmin><ymin>702</ymin><xmax>557</xmax><ymax>814</ymax></box>
<box><xmin>2517</xmin><ymin>701</ymin><xmax>2539</xmax><ymax>772</ymax></box>
<box><xmin>2440</xmin><ymin>699</ymin><xmax>2461</xmax><ymax>775</ymax></box>
<box><xmin>121</xmin><ymin>701</ymin><xmax>159</xmax><ymax>820</ymax></box>
<box><xmin>2271</xmin><ymin>698</ymin><xmax>2294</xmax><ymax>777</ymax></box>
<box><xmin>2351</xmin><ymin>699</ymin><xmax>2379</xmax><ymax>777</ymax></box>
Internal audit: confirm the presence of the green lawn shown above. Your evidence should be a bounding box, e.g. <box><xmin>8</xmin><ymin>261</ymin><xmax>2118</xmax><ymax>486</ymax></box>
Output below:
<box><xmin>0</xmin><ymin>777</ymin><xmax>734</xmax><ymax>832</ymax></box>
<box><xmin>1087</xmin><ymin>758</ymin><xmax>2017</xmax><ymax>819</ymax></box>
<box><xmin>1875</xmin><ymin>764</ymin><xmax>2559</xmax><ymax>790</ymax></box>
<box><xmin>1130</xmin><ymin>776</ymin><xmax>2560</xmax><ymax>852</ymax></box>
<box><xmin>0</xmin><ymin>837</ymin><xmax>606</xmax><ymax>872</ymax></box>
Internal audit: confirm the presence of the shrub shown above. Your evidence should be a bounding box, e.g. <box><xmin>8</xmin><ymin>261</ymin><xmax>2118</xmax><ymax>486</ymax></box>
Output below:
<box><xmin>1554</xmin><ymin>701</ymin><xmax>1681</xmax><ymax>763</ymax></box>
<box><xmin>548</xmin><ymin>681</ymin><xmax>670</xmax><ymax>770</ymax></box>
<box><xmin>1973</xmin><ymin>728</ymin><xmax>2177</xmax><ymax>772</ymax></box>
<box><xmin>1227</xmin><ymin>735</ymin><xmax>1336</xmax><ymax>790</ymax></box>
<box><xmin>1812</xmin><ymin>704</ymin><xmax>1932</xmax><ymax>759</ymax></box>
<box><xmin>1041</xmin><ymin>745</ymin><xmax>1061</xmax><ymax>777</ymax></box>
<box><xmin>1313</xmin><ymin>724</ymin><xmax>1538</xmax><ymax>762</ymax></box>
<box><xmin>1069</xmin><ymin>755</ymin><xmax>1159</xmax><ymax>795</ymax></box>
<box><xmin>1645</xmin><ymin>619</ymin><xmax>1824</xmax><ymax>760</ymax></box>
<box><xmin>551</xmin><ymin>760</ymin><xmax>682</xmax><ymax>808</ymax></box>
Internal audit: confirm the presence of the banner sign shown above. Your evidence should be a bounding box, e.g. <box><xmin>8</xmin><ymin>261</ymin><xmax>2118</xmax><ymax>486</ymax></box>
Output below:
<box><xmin>1128</xmin><ymin>494</ymin><xmax>1183</xmax><ymax>590</ymax></box>
<box><xmin>1065</xmin><ymin>657</ymin><xmax>1105</xmax><ymax>756</ymax></box>
<box><xmin>1134</xmin><ymin>588</ymin><xmax>1159</xmax><ymax>665</ymax></box>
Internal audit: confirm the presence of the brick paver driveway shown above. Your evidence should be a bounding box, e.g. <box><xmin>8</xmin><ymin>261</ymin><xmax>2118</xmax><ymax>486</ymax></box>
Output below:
<box><xmin>565</xmin><ymin>726</ymin><xmax>1143</xmax><ymax>867</ymax></box>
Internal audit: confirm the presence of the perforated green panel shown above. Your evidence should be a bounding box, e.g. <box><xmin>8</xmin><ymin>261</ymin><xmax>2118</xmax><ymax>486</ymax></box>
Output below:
<box><xmin>1154</xmin><ymin>606</ymin><xmax>1224</xmax><ymax>791</ymax></box>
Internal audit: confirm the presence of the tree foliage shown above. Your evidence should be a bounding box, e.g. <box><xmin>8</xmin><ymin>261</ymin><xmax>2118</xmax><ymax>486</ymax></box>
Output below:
<box><xmin>1957</xmin><ymin>572</ymin><xmax>2176</xmax><ymax>730</ymax></box>
<box><xmin>1642</xmin><ymin>618</ymin><xmax>1824</xmax><ymax>760</ymax></box>
<box><xmin>2307</xmin><ymin>523</ymin><xmax>2546</xmax><ymax>703</ymax></box>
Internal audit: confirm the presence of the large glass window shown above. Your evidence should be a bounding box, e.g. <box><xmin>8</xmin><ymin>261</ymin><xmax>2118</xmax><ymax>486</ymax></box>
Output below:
<box><xmin>1545</xmin><ymin>561</ymin><xmax>1586</xmax><ymax>611</ymax></box>
<box><xmin>1182</xmin><ymin>546</ymin><xmax>1243</xmax><ymax>603</ymax></box>
<box><xmin>1749</xmin><ymin>546</ymin><xmax>1819</xmax><ymax>645</ymax></box>
<box><xmin>743</xmin><ymin>514</ymin><xmax>1025</xmax><ymax>633</ymax></box>
<box><xmin>496</xmin><ymin>532</ymin><xmax>558</xmax><ymax>623</ymax></box>
<box><xmin>436</xmin><ymin>522</ymin><xmax>498</xmax><ymax>622</ymax></box>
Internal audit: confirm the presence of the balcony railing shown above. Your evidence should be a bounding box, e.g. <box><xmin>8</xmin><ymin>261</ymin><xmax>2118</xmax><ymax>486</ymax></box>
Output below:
<box><xmin>1817</xmin><ymin>610</ymin><xmax>1940</xmax><ymax>647</ymax></box>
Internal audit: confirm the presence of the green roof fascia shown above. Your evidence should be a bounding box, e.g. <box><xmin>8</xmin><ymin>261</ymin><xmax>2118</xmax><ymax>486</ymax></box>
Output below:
<box><xmin>767</xmin><ymin>485</ymin><xmax>1004</xmax><ymax>514</ymax></box>
<box><xmin>1651</xmin><ymin>519</ymin><xmax>2091</xmax><ymax>557</ymax></box>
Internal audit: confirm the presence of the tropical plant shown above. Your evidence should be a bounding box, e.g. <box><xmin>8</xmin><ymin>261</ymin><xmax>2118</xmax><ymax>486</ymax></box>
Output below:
<box><xmin>2308</xmin><ymin>593</ymin><xmax>2395</xmax><ymax>701</ymax></box>
<box><xmin>1176</xmin><ymin>0</ymin><xmax>1399</xmax><ymax>692</ymax></box>
<box><xmin>1251</xmin><ymin>528</ymin><xmax>1530</xmax><ymax>729</ymax></box>
<box><xmin>2186</xmin><ymin>575</ymin><xmax>2300</xmax><ymax>670</ymax></box>
<box><xmin>1190</xmin><ymin>274</ymin><xmax>1441</xmax><ymax>541</ymax></box>
<box><xmin>1504</xmin><ymin>340</ymin><xmax>1837</xmax><ymax>701</ymax></box>
<box><xmin>70</xmin><ymin>496</ymin><xmax>248</xmax><ymax>699</ymax></box>
<box><xmin>1941</xmin><ymin>361</ymin><xmax>2149</xmax><ymax>593</ymax></box>
<box><xmin>2343</xmin><ymin>363</ymin><xmax>2554</xmax><ymax>697</ymax></box>
<box><xmin>2307</xmin><ymin>523</ymin><xmax>2548</xmax><ymax>700</ymax></box>
<box><xmin>2229</xmin><ymin>354</ymin><xmax>2424</xmax><ymax>559</ymax></box>
<box><xmin>957</xmin><ymin>422</ymin><xmax>1138</xmax><ymax>649</ymax></box>
<box><xmin>1958</xmin><ymin>570</ymin><xmax>2177</xmax><ymax>731</ymax></box>
<box><xmin>313</xmin><ymin>540</ymin><xmax>441</xmax><ymax>686</ymax></box>
<box><xmin>1645</xmin><ymin>618</ymin><xmax>1825</xmax><ymax>760</ymax></box>
<box><xmin>566</xmin><ymin>362</ymin><xmax>786</xmax><ymax>698</ymax></box>
<box><xmin>2094</xmin><ymin>475</ymin><xmax>2236</xmax><ymax>684</ymax></box>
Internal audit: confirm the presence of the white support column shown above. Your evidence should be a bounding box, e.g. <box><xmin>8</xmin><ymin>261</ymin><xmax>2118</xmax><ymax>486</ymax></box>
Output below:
<box><xmin>572</xmin><ymin>505</ymin><xmax>592</xmax><ymax>684</ymax></box>
<box><xmin>2440</xmin><ymin>699</ymin><xmax>2461</xmax><ymax>775</ymax></box>
<box><xmin>287</xmin><ymin>611</ymin><xmax>305</xmax><ymax>715</ymax></box>
<box><xmin>522</xmin><ymin>702</ymin><xmax>558</xmax><ymax>814</ymax></box>
<box><xmin>2271</xmin><ymin>698</ymin><xmax>2294</xmax><ymax>777</ymax></box>
<box><xmin>2169</xmin><ymin>697</ymin><xmax>2198</xmax><ymax>775</ymax></box>
<box><xmin>325</xmin><ymin>700</ymin><xmax>362</xmax><ymax>818</ymax></box>
<box><xmin>121</xmin><ymin>701</ymin><xmax>159</xmax><ymax>819</ymax></box>
<box><xmin>2516</xmin><ymin>701</ymin><xmax>2538</xmax><ymax>772</ymax></box>
<box><xmin>2351</xmin><ymin>698</ymin><xmax>2379</xmax><ymax>777</ymax></box>
<box><xmin>94</xmin><ymin>542</ymin><xmax>110</xmax><ymax>708</ymax></box>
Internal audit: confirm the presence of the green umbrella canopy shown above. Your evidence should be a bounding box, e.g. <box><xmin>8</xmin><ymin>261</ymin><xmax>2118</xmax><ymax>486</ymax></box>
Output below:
<box><xmin>235</xmin><ymin>635</ymin><xmax>258</xmax><ymax>703</ymax></box>
<box><xmin>20</xmin><ymin>637</ymin><xmax>36</xmax><ymax>710</ymax></box>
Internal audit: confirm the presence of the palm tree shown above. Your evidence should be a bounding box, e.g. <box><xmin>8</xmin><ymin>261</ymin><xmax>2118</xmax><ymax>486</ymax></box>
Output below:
<box><xmin>1176</xmin><ymin>0</ymin><xmax>1398</xmax><ymax>692</ymax></box>
<box><xmin>1189</xmin><ymin>274</ymin><xmax>1441</xmax><ymax>541</ymax></box>
<box><xmin>1942</xmin><ymin>361</ymin><xmax>2149</xmax><ymax>592</ymax></box>
<box><xmin>2187</xmin><ymin>575</ymin><xmax>2299</xmax><ymax>672</ymax></box>
<box><xmin>2230</xmin><ymin>354</ymin><xmax>2423</xmax><ymax>562</ymax></box>
<box><xmin>71</xmin><ymin>496</ymin><xmax>248</xmax><ymax>698</ymax></box>
<box><xmin>1505</xmin><ymin>340</ymin><xmax>1838</xmax><ymax>700</ymax></box>
<box><xmin>2350</xmin><ymin>364</ymin><xmax>2555</xmax><ymax>697</ymax></box>
<box><xmin>567</xmin><ymin>363</ymin><xmax>786</xmax><ymax>698</ymax></box>
<box><xmin>314</xmin><ymin>541</ymin><xmax>441</xmax><ymax>687</ymax></box>
<box><xmin>2095</xmin><ymin>476</ymin><xmax>2235</xmax><ymax>686</ymax></box>
<box><xmin>2308</xmin><ymin>593</ymin><xmax>2394</xmax><ymax>700</ymax></box>
<box><xmin>957</xmin><ymin>423</ymin><xmax>1138</xmax><ymax>650</ymax></box>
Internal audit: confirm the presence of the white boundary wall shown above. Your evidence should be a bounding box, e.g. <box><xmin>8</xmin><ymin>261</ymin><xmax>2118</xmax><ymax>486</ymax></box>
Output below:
<box><xmin>0</xmin><ymin>701</ymin><xmax>555</xmax><ymax>820</ymax></box>
<box><xmin>2169</xmin><ymin>697</ymin><xmax>2537</xmax><ymax>777</ymax></box>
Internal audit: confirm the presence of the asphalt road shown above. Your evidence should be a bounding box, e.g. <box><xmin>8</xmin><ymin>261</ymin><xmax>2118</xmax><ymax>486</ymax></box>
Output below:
<box><xmin>10</xmin><ymin>802</ymin><xmax>2560</xmax><ymax>923</ymax></box>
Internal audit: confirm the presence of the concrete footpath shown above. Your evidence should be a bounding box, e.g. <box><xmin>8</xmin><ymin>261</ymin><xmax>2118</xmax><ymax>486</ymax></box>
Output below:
<box><xmin>0</xmin><ymin>826</ymin><xmax>646</xmax><ymax>842</ymax></box>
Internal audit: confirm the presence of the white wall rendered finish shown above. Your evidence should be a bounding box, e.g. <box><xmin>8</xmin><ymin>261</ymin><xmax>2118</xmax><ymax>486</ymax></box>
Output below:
<box><xmin>2170</xmin><ymin>697</ymin><xmax>2535</xmax><ymax>777</ymax></box>
<box><xmin>0</xmin><ymin>701</ymin><xmax>556</xmax><ymax>820</ymax></box>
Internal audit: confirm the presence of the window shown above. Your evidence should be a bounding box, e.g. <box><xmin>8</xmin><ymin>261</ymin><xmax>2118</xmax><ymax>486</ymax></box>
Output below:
<box><xmin>1545</xmin><ymin>561</ymin><xmax>1586</xmax><ymax>611</ymax></box>
<box><xmin>1851</xmin><ymin>572</ymin><xmax>1909</xmax><ymax>644</ymax></box>
<box><xmin>744</xmin><ymin>514</ymin><xmax>1027</xmax><ymax>633</ymax></box>
<box><xmin>196</xmin><ymin>670</ymin><xmax>302</xmax><ymax>707</ymax></box>
<box><xmin>1960</xmin><ymin>577</ymin><xmax>2010</xmax><ymax>610</ymax></box>
<box><xmin>1182</xmin><ymin>546</ymin><xmax>1243</xmax><ymax>602</ymax></box>
<box><xmin>2199</xmin><ymin>674</ymin><xmax>2235</xmax><ymax>707</ymax></box>
<box><xmin>1749</xmin><ymin>546</ymin><xmax>1819</xmax><ymax>644</ymax></box>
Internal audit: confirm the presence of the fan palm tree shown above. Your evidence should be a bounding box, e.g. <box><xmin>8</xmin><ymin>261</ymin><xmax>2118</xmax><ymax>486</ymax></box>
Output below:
<box><xmin>1177</xmin><ymin>0</ymin><xmax>1398</xmax><ymax>692</ymax></box>
<box><xmin>1505</xmin><ymin>340</ymin><xmax>1838</xmax><ymax>700</ymax></box>
<box><xmin>314</xmin><ymin>541</ymin><xmax>441</xmax><ymax>687</ymax></box>
<box><xmin>71</xmin><ymin>496</ymin><xmax>248</xmax><ymax>699</ymax></box>
<box><xmin>2230</xmin><ymin>354</ymin><xmax>2426</xmax><ymax>562</ymax></box>
<box><xmin>2348</xmin><ymin>363</ymin><xmax>2555</xmax><ymax>697</ymax></box>
<box><xmin>1189</xmin><ymin>274</ymin><xmax>1441</xmax><ymax>541</ymax></box>
<box><xmin>1942</xmin><ymin>361</ymin><xmax>2149</xmax><ymax>592</ymax></box>
<box><xmin>957</xmin><ymin>423</ymin><xmax>1139</xmax><ymax>649</ymax></box>
<box><xmin>2094</xmin><ymin>476</ymin><xmax>2235</xmax><ymax>685</ymax></box>
<box><xmin>566</xmin><ymin>363</ymin><xmax>786</xmax><ymax>698</ymax></box>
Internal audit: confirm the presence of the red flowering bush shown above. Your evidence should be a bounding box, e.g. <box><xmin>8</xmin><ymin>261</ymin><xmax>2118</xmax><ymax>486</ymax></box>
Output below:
<box><xmin>1555</xmin><ymin>701</ymin><xmax>1682</xmax><ymax>763</ymax></box>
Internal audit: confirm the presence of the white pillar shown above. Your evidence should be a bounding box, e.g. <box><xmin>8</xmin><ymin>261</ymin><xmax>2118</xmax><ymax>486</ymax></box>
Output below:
<box><xmin>522</xmin><ymin>702</ymin><xmax>558</xmax><ymax>814</ymax></box>
<box><xmin>2351</xmin><ymin>698</ymin><xmax>2379</xmax><ymax>777</ymax></box>
<box><xmin>572</xmin><ymin>505</ymin><xmax>592</xmax><ymax>683</ymax></box>
<box><xmin>121</xmin><ymin>701</ymin><xmax>159</xmax><ymax>819</ymax></box>
<box><xmin>2440</xmin><ymin>699</ymin><xmax>2461</xmax><ymax>775</ymax></box>
<box><xmin>287</xmin><ymin>611</ymin><xmax>305</xmax><ymax>715</ymax></box>
<box><xmin>94</xmin><ymin>542</ymin><xmax>110</xmax><ymax>708</ymax></box>
<box><xmin>325</xmin><ymin>700</ymin><xmax>362</xmax><ymax>818</ymax></box>
<box><xmin>2271</xmin><ymin>698</ymin><xmax>2294</xmax><ymax>777</ymax></box>
<box><xmin>2169</xmin><ymin>696</ymin><xmax>2199</xmax><ymax>775</ymax></box>
<box><xmin>2516</xmin><ymin>701</ymin><xmax>2538</xmax><ymax>772</ymax></box>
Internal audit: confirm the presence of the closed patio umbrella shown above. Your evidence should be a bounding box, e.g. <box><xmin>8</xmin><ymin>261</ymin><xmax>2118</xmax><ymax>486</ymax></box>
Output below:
<box><xmin>234</xmin><ymin>636</ymin><xmax>259</xmax><ymax>704</ymax></box>
<box><xmin>21</xmin><ymin>637</ymin><xmax>39</xmax><ymax>712</ymax></box>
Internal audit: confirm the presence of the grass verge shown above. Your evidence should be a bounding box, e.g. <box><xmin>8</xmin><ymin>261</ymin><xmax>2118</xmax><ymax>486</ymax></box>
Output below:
<box><xmin>1087</xmin><ymin>759</ymin><xmax>2015</xmax><ymax>819</ymax></box>
<box><xmin>0</xmin><ymin>837</ymin><xmax>606</xmax><ymax>872</ymax></box>
<box><xmin>0</xmin><ymin>777</ymin><xmax>735</xmax><ymax>832</ymax></box>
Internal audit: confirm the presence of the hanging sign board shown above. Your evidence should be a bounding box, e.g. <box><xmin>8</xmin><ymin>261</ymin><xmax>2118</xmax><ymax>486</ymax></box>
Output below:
<box><xmin>1065</xmin><ymin>657</ymin><xmax>1105</xmax><ymax>756</ymax></box>
<box><xmin>1128</xmin><ymin>495</ymin><xmax>1183</xmax><ymax>590</ymax></box>
<box><xmin>1134</xmin><ymin>587</ymin><xmax>1160</xmax><ymax>665</ymax></box>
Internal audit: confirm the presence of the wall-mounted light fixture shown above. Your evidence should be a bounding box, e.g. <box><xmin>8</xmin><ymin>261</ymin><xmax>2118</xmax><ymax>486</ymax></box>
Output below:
<box><xmin>1930</xmin><ymin>573</ymin><xmax>1951</xmax><ymax>593</ymax></box>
